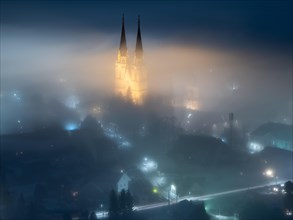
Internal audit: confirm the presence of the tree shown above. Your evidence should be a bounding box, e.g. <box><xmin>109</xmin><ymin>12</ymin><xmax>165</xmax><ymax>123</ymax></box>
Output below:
<box><xmin>109</xmin><ymin>190</ymin><xmax>135</xmax><ymax>220</ymax></box>
<box><xmin>284</xmin><ymin>181</ymin><xmax>293</xmax><ymax>211</ymax></box>
<box><xmin>119</xmin><ymin>189</ymin><xmax>127</xmax><ymax>215</ymax></box>
<box><xmin>284</xmin><ymin>181</ymin><xmax>293</xmax><ymax>194</ymax></box>
<box><xmin>125</xmin><ymin>190</ymin><xmax>134</xmax><ymax>214</ymax></box>
<box><xmin>109</xmin><ymin>190</ymin><xmax>119</xmax><ymax>219</ymax></box>
<box><xmin>80</xmin><ymin>115</ymin><xmax>103</xmax><ymax>136</ymax></box>
<box><xmin>89</xmin><ymin>211</ymin><xmax>98</xmax><ymax>220</ymax></box>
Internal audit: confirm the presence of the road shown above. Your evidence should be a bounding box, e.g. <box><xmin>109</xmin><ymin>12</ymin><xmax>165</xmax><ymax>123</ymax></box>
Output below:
<box><xmin>95</xmin><ymin>180</ymin><xmax>285</xmax><ymax>218</ymax></box>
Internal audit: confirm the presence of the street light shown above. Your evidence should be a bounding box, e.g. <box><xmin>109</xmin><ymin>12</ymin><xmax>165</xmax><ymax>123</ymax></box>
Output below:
<box><xmin>263</xmin><ymin>168</ymin><xmax>274</xmax><ymax>178</ymax></box>
<box><xmin>171</xmin><ymin>184</ymin><xmax>176</xmax><ymax>191</ymax></box>
<box><xmin>263</xmin><ymin>168</ymin><xmax>279</xmax><ymax>187</ymax></box>
<box><xmin>168</xmin><ymin>184</ymin><xmax>177</xmax><ymax>205</ymax></box>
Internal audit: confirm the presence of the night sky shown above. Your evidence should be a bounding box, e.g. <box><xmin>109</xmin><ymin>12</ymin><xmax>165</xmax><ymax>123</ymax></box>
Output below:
<box><xmin>2</xmin><ymin>0</ymin><xmax>292</xmax><ymax>50</ymax></box>
<box><xmin>1</xmin><ymin>0</ymin><xmax>292</xmax><ymax>133</ymax></box>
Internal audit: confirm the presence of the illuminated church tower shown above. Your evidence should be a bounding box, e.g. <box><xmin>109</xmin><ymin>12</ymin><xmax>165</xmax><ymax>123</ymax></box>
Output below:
<box><xmin>115</xmin><ymin>15</ymin><xmax>147</xmax><ymax>105</ymax></box>
<box><xmin>115</xmin><ymin>15</ymin><xmax>129</xmax><ymax>98</ymax></box>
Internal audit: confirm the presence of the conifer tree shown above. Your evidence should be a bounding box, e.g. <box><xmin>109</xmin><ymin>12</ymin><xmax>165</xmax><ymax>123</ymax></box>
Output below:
<box><xmin>119</xmin><ymin>189</ymin><xmax>127</xmax><ymax>215</ymax></box>
<box><xmin>89</xmin><ymin>211</ymin><xmax>98</xmax><ymax>220</ymax></box>
<box><xmin>125</xmin><ymin>190</ymin><xmax>134</xmax><ymax>214</ymax></box>
<box><xmin>108</xmin><ymin>189</ymin><xmax>119</xmax><ymax>219</ymax></box>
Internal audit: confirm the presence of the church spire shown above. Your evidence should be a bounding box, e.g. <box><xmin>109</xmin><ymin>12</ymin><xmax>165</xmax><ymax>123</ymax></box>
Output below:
<box><xmin>119</xmin><ymin>14</ymin><xmax>127</xmax><ymax>56</ymax></box>
<box><xmin>135</xmin><ymin>15</ymin><xmax>143</xmax><ymax>59</ymax></box>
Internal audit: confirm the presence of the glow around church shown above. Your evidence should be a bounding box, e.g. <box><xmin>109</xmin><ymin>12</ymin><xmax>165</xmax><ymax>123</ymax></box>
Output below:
<box><xmin>115</xmin><ymin>15</ymin><xmax>147</xmax><ymax>105</ymax></box>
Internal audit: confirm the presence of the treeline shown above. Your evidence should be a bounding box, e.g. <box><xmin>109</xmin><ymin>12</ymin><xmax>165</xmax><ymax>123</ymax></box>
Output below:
<box><xmin>108</xmin><ymin>189</ymin><xmax>134</xmax><ymax>220</ymax></box>
<box><xmin>239</xmin><ymin>180</ymin><xmax>293</xmax><ymax>220</ymax></box>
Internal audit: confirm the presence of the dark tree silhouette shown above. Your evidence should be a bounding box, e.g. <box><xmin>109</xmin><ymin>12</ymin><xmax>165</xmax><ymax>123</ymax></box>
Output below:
<box><xmin>119</xmin><ymin>189</ymin><xmax>127</xmax><ymax>215</ymax></box>
<box><xmin>108</xmin><ymin>189</ymin><xmax>135</xmax><ymax>220</ymax></box>
<box><xmin>125</xmin><ymin>190</ymin><xmax>134</xmax><ymax>214</ymax></box>
<box><xmin>109</xmin><ymin>190</ymin><xmax>119</xmax><ymax>219</ymax></box>
<box><xmin>284</xmin><ymin>181</ymin><xmax>293</xmax><ymax>211</ymax></box>
<box><xmin>284</xmin><ymin>181</ymin><xmax>293</xmax><ymax>194</ymax></box>
<box><xmin>80</xmin><ymin>115</ymin><xmax>103</xmax><ymax>136</ymax></box>
<box><xmin>89</xmin><ymin>211</ymin><xmax>98</xmax><ymax>220</ymax></box>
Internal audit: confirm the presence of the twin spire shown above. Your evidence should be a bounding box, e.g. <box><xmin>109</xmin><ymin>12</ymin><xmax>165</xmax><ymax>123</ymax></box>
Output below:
<box><xmin>119</xmin><ymin>14</ymin><xmax>127</xmax><ymax>56</ymax></box>
<box><xmin>119</xmin><ymin>14</ymin><xmax>143</xmax><ymax>59</ymax></box>
<box><xmin>135</xmin><ymin>16</ymin><xmax>143</xmax><ymax>59</ymax></box>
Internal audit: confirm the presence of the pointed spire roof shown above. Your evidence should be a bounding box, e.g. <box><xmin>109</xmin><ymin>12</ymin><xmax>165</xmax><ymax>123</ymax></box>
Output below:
<box><xmin>119</xmin><ymin>14</ymin><xmax>127</xmax><ymax>56</ymax></box>
<box><xmin>135</xmin><ymin>15</ymin><xmax>143</xmax><ymax>59</ymax></box>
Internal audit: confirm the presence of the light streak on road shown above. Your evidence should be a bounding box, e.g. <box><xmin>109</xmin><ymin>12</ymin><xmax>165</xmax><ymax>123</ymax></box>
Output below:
<box><xmin>95</xmin><ymin>180</ymin><xmax>285</xmax><ymax>219</ymax></box>
<box><xmin>182</xmin><ymin>180</ymin><xmax>285</xmax><ymax>202</ymax></box>
<box><xmin>210</xmin><ymin>214</ymin><xmax>235</xmax><ymax>220</ymax></box>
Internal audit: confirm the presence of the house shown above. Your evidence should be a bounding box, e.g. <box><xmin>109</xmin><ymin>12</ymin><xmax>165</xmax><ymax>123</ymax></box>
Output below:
<box><xmin>250</xmin><ymin>122</ymin><xmax>292</xmax><ymax>151</ymax></box>
<box><xmin>117</xmin><ymin>173</ymin><xmax>131</xmax><ymax>193</ymax></box>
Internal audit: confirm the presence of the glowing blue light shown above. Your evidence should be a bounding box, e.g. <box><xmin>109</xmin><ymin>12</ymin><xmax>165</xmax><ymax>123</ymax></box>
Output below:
<box><xmin>249</xmin><ymin>142</ymin><xmax>264</xmax><ymax>154</ymax></box>
<box><xmin>140</xmin><ymin>159</ymin><xmax>158</xmax><ymax>173</ymax></box>
<box><xmin>64</xmin><ymin>122</ymin><xmax>79</xmax><ymax>131</ymax></box>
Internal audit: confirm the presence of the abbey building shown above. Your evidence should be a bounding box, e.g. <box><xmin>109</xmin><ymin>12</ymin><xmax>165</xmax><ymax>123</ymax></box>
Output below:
<box><xmin>115</xmin><ymin>15</ymin><xmax>147</xmax><ymax>105</ymax></box>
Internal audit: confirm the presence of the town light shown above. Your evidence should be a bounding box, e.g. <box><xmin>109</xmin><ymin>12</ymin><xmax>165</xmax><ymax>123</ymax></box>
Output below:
<box><xmin>139</xmin><ymin>158</ymin><xmax>158</xmax><ymax>173</ymax></box>
<box><xmin>72</xmin><ymin>191</ymin><xmax>79</xmax><ymax>197</ymax></box>
<box><xmin>64</xmin><ymin>122</ymin><xmax>79</xmax><ymax>131</ymax></box>
<box><xmin>248</xmin><ymin>142</ymin><xmax>264</xmax><ymax>154</ymax></box>
<box><xmin>263</xmin><ymin>169</ymin><xmax>274</xmax><ymax>178</ymax></box>
<box><xmin>273</xmin><ymin>187</ymin><xmax>279</xmax><ymax>192</ymax></box>
<box><xmin>285</xmin><ymin>209</ymin><xmax>292</xmax><ymax>216</ymax></box>
<box><xmin>171</xmin><ymin>184</ymin><xmax>176</xmax><ymax>191</ymax></box>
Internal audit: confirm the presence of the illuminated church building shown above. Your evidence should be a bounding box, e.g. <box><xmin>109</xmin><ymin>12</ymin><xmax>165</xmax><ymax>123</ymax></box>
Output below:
<box><xmin>115</xmin><ymin>15</ymin><xmax>147</xmax><ymax>105</ymax></box>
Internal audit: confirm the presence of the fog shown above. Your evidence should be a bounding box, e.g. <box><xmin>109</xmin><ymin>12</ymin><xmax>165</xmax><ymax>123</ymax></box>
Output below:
<box><xmin>1</xmin><ymin>2</ymin><xmax>292</xmax><ymax>220</ymax></box>
<box><xmin>1</xmin><ymin>25</ymin><xmax>292</xmax><ymax>134</ymax></box>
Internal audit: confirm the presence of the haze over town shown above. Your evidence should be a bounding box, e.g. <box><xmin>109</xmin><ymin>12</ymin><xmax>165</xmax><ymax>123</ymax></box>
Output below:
<box><xmin>0</xmin><ymin>1</ymin><xmax>292</xmax><ymax>220</ymax></box>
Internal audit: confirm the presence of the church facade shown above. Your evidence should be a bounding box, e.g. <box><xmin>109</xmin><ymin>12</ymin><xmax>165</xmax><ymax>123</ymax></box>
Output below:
<box><xmin>115</xmin><ymin>15</ymin><xmax>147</xmax><ymax>105</ymax></box>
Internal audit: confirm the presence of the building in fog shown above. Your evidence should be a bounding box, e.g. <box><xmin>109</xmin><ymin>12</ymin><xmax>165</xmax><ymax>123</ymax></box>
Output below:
<box><xmin>249</xmin><ymin>122</ymin><xmax>292</xmax><ymax>151</ymax></box>
<box><xmin>115</xmin><ymin>15</ymin><xmax>147</xmax><ymax>105</ymax></box>
<box><xmin>117</xmin><ymin>173</ymin><xmax>131</xmax><ymax>192</ymax></box>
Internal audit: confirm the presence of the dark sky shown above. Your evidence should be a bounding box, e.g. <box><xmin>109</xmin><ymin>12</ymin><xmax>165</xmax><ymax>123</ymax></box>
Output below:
<box><xmin>1</xmin><ymin>0</ymin><xmax>292</xmax><ymax>52</ymax></box>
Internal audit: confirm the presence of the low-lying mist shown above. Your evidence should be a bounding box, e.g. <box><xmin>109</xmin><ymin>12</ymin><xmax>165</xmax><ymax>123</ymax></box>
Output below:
<box><xmin>1</xmin><ymin>26</ymin><xmax>292</xmax><ymax>134</ymax></box>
